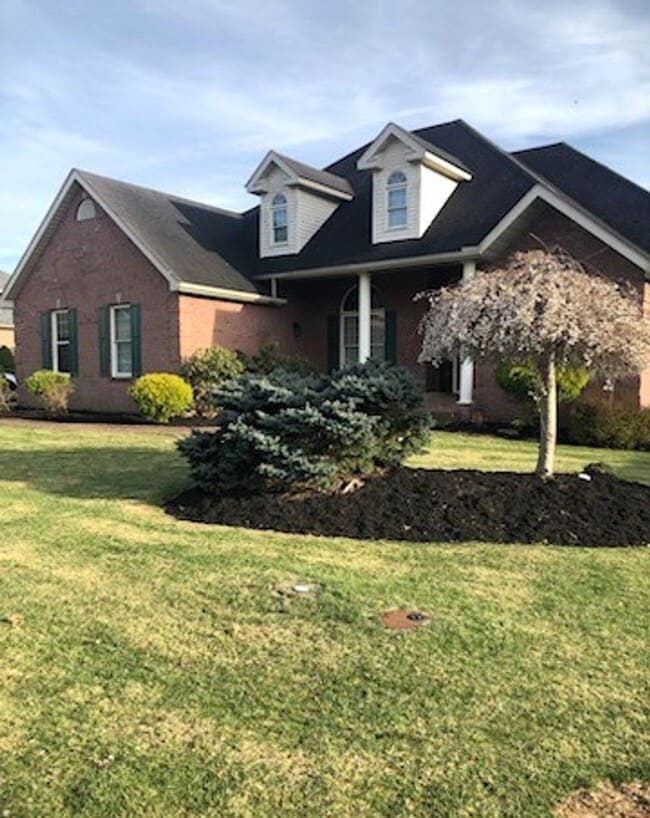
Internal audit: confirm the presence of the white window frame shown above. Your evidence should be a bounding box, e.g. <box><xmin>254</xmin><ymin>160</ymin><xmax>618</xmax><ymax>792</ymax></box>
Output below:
<box><xmin>339</xmin><ymin>286</ymin><xmax>386</xmax><ymax>366</ymax></box>
<box><xmin>270</xmin><ymin>193</ymin><xmax>288</xmax><ymax>245</ymax></box>
<box><xmin>51</xmin><ymin>309</ymin><xmax>71</xmax><ymax>373</ymax></box>
<box><xmin>386</xmin><ymin>170</ymin><xmax>407</xmax><ymax>230</ymax></box>
<box><xmin>110</xmin><ymin>304</ymin><xmax>133</xmax><ymax>379</ymax></box>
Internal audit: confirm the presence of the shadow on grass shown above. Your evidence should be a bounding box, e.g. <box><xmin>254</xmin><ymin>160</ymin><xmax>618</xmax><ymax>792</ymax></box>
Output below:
<box><xmin>0</xmin><ymin>447</ymin><xmax>189</xmax><ymax>503</ymax></box>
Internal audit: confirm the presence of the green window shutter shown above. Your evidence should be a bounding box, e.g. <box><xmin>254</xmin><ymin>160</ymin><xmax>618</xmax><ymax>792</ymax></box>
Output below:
<box><xmin>68</xmin><ymin>308</ymin><xmax>79</xmax><ymax>376</ymax></box>
<box><xmin>327</xmin><ymin>314</ymin><xmax>340</xmax><ymax>372</ymax></box>
<box><xmin>384</xmin><ymin>310</ymin><xmax>397</xmax><ymax>365</ymax></box>
<box><xmin>130</xmin><ymin>304</ymin><xmax>142</xmax><ymax>378</ymax></box>
<box><xmin>39</xmin><ymin>311</ymin><xmax>52</xmax><ymax>369</ymax></box>
<box><xmin>98</xmin><ymin>307</ymin><xmax>110</xmax><ymax>377</ymax></box>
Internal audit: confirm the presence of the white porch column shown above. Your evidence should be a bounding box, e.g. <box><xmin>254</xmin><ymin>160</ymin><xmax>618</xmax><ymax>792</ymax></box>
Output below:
<box><xmin>358</xmin><ymin>271</ymin><xmax>372</xmax><ymax>363</ymax></box>
<box><xmin>457</xmin><ymin>260</ymin><xmax>476</xmax><ymax>405</ymax></box>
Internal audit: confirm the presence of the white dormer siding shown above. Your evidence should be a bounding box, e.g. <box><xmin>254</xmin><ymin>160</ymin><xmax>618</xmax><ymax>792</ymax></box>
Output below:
<box><xmin>247</xmin><ymin>150</ymin><xmax>353</xmax><ymax>259</ymax></box>
<box><xmin>369</xmin><ymin>136</ymin><xmax>459</xmax><ymax>244</ymax></box>
<box><xmin>259</xmin><ymin>166</ymin><xmax>297</xmax><ymax>257</ymax></box>
<box><xmin>357</xmin><ymin>122</ymin><xmax>472</xmax><ymax>245</ymax></box>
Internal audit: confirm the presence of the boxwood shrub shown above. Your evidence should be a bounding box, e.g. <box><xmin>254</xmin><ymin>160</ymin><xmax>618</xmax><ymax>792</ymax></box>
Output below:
<box><xmin>565</xmin><ymin>402</ymin><xmax>650</xmax><ymax>451</ymax></box>
<box><xmin>130</xmin><ymin>373</ymin><xmax>193</xmax><ymax>423</ymax></box>
<box><xmin>24</xmin><ymin>369</ymin><xmax>74</xmax><ymax>415</ymax></box>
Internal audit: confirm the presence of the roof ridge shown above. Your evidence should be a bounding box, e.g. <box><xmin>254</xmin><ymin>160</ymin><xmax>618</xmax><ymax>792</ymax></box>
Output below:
<box><xmin>74</xmin><ymin>169</ymin><xmax>243</xmax><ymax>219</ymax></box>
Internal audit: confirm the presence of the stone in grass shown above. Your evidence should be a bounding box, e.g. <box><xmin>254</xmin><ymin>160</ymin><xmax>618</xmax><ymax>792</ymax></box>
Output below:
<box><xmin>275</xmin><ymin>580</ymin><xmax>320</xmax><ymax>598</ymax></box>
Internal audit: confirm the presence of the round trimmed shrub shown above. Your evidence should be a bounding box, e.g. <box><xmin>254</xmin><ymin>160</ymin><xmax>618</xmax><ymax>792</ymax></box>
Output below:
<box><xmin>130</xmin><ymin>373</ymin><xmax>193</xmax><ymax>423</ymax></box>
<box><xmin>180</xmin><ymin>346</ymin><xmax>244</xmax><ymax>417</ymax></box>
<box><xmin>24</xmin><ymin>369</ymin><xmax>74</xmax><ymax>415</ymax></box>
<box><xmin>495</xmin><ymin>360</ymin><xmax>590</xmax><ymax>404</ymax></box>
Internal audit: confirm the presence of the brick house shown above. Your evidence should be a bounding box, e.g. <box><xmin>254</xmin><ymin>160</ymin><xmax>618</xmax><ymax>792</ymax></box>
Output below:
<box><xmin>5</xmin><ymin>120</ymin><xmax>650</xmax><ymax>417</ymax></box>
<box><xmin>0</xmin><ymin>271</ymin><xmax>14</xmax><ymax>351</ymax></box>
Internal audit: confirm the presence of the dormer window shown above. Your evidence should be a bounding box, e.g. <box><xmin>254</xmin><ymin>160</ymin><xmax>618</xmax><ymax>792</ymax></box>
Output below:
<box><xmin>76</xmin><ymin>198</ymin><xmax>96</xmax><ymax>221</ymax></box>
<box><xmin>386</xmin><ymin>171</ymin><xmax>407</xmax><ymax>229</ymax></box>
<box><xmin>271</xmin><ymin>193</ymin><xmax>288</xmax><ymax>244</ymax></box>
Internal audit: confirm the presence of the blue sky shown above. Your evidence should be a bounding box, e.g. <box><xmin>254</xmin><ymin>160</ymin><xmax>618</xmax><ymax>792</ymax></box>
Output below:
<box><xmin>1</xmin><ymin>0</ymin><xmax>648</xmax><ymax>273</ymax></box>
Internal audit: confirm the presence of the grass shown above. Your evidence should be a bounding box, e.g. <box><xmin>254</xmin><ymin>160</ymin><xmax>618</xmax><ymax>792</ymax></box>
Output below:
<box><xmin>0</xmin><ymin>420</ymin><xmax>648</xmax><ymax>817</ymax></box>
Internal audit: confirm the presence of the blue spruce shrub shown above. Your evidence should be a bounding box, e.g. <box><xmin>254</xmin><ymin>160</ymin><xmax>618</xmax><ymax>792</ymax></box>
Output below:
<box><xmin>177</xmin><ymin>361</ymin><xmax>431</xmax><ymax>495</ymax></box>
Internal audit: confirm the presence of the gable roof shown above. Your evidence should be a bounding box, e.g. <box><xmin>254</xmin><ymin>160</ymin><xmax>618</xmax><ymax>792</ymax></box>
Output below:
<box><xmin>5</xmin><ymin>169</ymin><xmax>282</xmax><ymax>303</ymax></box>
<box><xmin>7</xmin><ymin>120</ymin><xmax>650</xmax><ymax>301</ymax></box>
<box><xmin>513</xmin><ymin>142</ymin><xmax>650</xmax><ymax>254</ymax></box>
<box><xmin>249</xmin><ymin>119</ymin><xmax>537</xmax><ymax>276</ymax></box>
<box><xmin>246</xmin><ymin>150</ymin><xmax>353</xmax><ymax>198</ymax></box>
<box><xmin>356</xmin><ymin>121</ymin><xmax>472</xmax><ymax>179</ymax></box>
<box><xmin>0</xmin><ymin>270</ymin><xmax>9</xmax><ymax>294</ymax></box>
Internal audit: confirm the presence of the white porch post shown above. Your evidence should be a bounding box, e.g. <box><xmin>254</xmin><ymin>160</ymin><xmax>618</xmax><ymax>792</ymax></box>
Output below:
<box><xmin>358</xmin><ymin>271</ymin><xmax>371</xmax><ymax>363</ymax></box>
<box><xmin>457</xmin><ymin>260</ymin><xmax>476</xmax><ymax>405</ymax></box>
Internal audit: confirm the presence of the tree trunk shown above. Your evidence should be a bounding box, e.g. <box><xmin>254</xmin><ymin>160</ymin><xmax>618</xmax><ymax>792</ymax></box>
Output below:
<box><xmin>535</xmin><ymin>352</ymin><xmax>557</xmax><ymax>479</ymax></box>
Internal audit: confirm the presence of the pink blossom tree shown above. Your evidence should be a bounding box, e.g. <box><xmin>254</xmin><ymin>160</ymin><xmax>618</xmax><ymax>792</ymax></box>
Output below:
<box><xmin>418</xmin><ymin>248</ymin><xmax>650</xmax><ymax>478</ymax></box>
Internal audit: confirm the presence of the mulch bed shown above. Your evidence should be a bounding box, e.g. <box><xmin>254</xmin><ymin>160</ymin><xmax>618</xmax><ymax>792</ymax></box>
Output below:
<box><xmin>166</xmin><ymin>467</ymin><xmax>650</xmax><ymax>547</ymax></box>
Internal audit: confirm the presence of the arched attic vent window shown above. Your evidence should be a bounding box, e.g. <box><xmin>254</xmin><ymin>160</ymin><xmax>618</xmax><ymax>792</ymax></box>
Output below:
<box><xmin>76</xmin><ymin>198</ymin><xmax>96</xmax><ymax>222</ymax></box>
<box><xmin>386</xmin><ymin>170</ymin><xmax>407</xmax><ymax>228</ymax></box>
<box><xmin>271</xmin><ymin>192</ymin><xmax>288</xmax><ymax>244</ymax></box>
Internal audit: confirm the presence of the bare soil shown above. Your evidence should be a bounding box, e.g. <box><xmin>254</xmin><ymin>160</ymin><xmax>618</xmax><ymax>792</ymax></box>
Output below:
<box><xmin>553</xmin><ymin>781</ymin><xmax>650</xmax><ymax>818</ymax></box>
<box><xmin>166</xmin><ymin>466</ymin><xmax>650</xmax><ymax>547</ymax></box>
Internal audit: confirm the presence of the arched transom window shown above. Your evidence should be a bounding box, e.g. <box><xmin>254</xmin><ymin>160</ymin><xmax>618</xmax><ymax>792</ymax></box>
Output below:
<box><xmin>386</xmin><ymin>170</ymin><xmax>407</xmax><ymax>229</ymax></box>
<box><xmin>76</xmin><ymin>198</ymin><xmax>96</xmax><ymax>222</ymax></box>
<box><xmin>271</xmin><ymin>192</ymin><xmax>288</xmax><ymax>244</ymax></box>
<box><xmin>340</xmin><ymin>285</ymin><xmax>385</xmax><ymax>365</ymax></box>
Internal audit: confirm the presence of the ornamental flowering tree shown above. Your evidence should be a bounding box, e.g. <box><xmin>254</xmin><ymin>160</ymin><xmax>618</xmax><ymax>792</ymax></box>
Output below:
<box><xmin>417</xmin><ymin>248</ymin><xmax>650</xmax><ymax>478</ymax></box>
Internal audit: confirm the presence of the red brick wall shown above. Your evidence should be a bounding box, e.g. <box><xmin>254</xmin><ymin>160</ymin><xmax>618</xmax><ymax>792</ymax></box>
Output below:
<box><xmin>177</xmin><ymin>293</ymin><xmax>303</xmax><ymax>362</ymax></box>
<box><xmin>13</xmin><ymin>185</ymin><xmax>180</xmax><ymax>413</ymax></box>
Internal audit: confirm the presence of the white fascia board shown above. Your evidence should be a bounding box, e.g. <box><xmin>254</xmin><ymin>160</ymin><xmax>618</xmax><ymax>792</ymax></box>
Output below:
<box><xmin>479</xmin><ymin>184</ymin><xmax>650</xmax><ymax>273</ymax></box>
<box><xmin>421</xmin><ymin>152</ymin><xmax>472</xmax><ymax>181</ymax></box>
<box><xmin>177</xmin><ymin>281</ymin><xmax>287</xmax><ymax>305</ymax></box>
<box><xmin>5</xmin><ymin>169</ymin><xmax>181</xmax><ymax>299</ymax></box>
<box><xmin>286</xmin><ymin>178</ymin><xmax>353</xmax><ymax>201</ymax></box>
<box><xmin>255</xmin><ymin>248</ymin><xmax>477</xmax><ymax>281</ymax></box>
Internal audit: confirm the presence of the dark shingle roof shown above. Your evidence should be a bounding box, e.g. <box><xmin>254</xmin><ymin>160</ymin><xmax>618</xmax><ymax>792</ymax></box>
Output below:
<box><xmin>513</xmin><ymin>143</ymin><xmax>650</xmax><ymax>254</ymax></box>
<box><xmin>247</xmin><ymin>120</ymin><xmax>538</xmax><ymax>275</ymax></box>
<box><xmin>60</xmin><ymin>122</ymin><xmax>647</xmax><ymax>295</ymax></box>
<box><xmin>274</xmin><ymin>153</ymin><xmax>353</xmax><ymax>196</ymax></box>
<box><xmin>77</xmin><ymin>171</ymin><xmax>262</xmax><ymax>293</ymax></box>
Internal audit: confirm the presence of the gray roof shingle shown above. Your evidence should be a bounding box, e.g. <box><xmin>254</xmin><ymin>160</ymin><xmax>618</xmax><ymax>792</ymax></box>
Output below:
<box><xmin>59</xmin><ymin>122</ymin><xmax>648</xmax><ymax>295</ymax></box>
<box><xmin>274</xmin><ymin>153</ymin><xmax>353</xmax><ymax>196</ymax></box>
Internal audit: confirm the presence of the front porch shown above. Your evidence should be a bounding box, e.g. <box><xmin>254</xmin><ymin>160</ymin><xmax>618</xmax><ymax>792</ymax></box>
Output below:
<box><xmin>272</xmin><ymin>260</ymin><xmax>483</xmax><ymax>415</ymax></box>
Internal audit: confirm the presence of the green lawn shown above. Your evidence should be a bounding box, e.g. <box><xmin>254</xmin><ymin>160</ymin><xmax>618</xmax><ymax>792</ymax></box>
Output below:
<box><xmin>0</xmin><ymin>421</ymin><xmax>648</xmax><ymax>817</ymax></box>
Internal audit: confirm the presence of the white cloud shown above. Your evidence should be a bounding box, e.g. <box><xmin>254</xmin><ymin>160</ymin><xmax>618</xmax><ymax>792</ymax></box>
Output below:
<box><xmin>0</xmin><ymin>0</ymin><xmax>648</xmax><ymax>270</ymax></box>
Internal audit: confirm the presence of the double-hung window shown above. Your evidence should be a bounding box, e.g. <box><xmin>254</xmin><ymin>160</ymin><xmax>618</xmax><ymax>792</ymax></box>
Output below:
<box><xmin>386</xmin><ymin>170</ymin><xmax>407</xmax><ymax>229</ymax></box>
<box><xmin>271</xmin><ymin>193</ymin><xmax>288</xmax><ymax>244</ymax></box>
<box><xmin>51</xmin><ymin>310</ymin><xmax>71</xmax><ymax>373</ymax></box>
<box><xmin>111</xmin><ymin>304</ymin><xmax>133</xmax><ymax>378</ymax></box>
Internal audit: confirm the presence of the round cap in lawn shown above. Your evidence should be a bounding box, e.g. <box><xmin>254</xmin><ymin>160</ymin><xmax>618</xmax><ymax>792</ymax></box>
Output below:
<box><xmin>380</xmin><ymin>609</ymin><xmax>431</xmax><ymax>630</ymax></box>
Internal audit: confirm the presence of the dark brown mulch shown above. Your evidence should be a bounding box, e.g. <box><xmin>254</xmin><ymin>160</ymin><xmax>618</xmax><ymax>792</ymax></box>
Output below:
<box><xmin>166</xmin><ymin>467</ymin><xmax>650</xmax><ymax>547</ymax></box>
